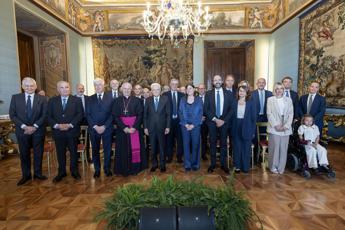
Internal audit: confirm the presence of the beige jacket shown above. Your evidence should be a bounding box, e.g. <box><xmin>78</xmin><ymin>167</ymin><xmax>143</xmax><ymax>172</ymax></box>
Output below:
<box><xmin>266</xmin><ymin>96</ymin><xmax>293</xmax><ymax>136</ymax></box>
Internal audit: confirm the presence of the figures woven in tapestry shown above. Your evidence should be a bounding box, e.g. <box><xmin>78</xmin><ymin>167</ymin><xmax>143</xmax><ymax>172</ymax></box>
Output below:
<box><xmin>299</xmin><ymin>0</ymin><xmax>345</xmax><ymax>108</ymax></box>
<box><xmin>92</xmin><ymin>38</ymin><xmax>193</xmax><ymax>88</ymax></box>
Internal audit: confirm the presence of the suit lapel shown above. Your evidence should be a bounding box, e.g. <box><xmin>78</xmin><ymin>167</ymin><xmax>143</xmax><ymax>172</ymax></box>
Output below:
<box><xmin>31</xmin><ymin>95</ymin><xmax>39</xmax><ymax>118</ymax></box>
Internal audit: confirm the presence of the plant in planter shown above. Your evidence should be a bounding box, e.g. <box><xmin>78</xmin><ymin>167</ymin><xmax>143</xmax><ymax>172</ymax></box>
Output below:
<box><xmin>96</xmin><ymin>176</ymin><xmax>259</xmax><ymax>230</ymax></box>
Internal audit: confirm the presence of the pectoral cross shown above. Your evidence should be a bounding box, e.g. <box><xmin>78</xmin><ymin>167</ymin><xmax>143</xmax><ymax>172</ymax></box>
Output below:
<box><xmin>124</xmin><ymin>109</ymin><xmax>128</xmax><ymax>115</ymax></box>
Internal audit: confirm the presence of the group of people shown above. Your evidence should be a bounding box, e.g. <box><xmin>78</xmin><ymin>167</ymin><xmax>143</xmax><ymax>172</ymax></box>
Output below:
<box><xmin>9</xmin><ymin>74</ymin><xmax>328</xmax><ymax>186</ymax></box>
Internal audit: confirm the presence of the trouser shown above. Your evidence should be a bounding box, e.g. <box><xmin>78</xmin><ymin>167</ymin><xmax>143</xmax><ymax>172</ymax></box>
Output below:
<box><xmin>181</xmin><ymin>125</ymin><xmax>201</xmax><ymax>170</ymax></box>
<box><xmin>17</xmin><ymin>134</ymin><xmax>44</xmax><ymax>177</ymax></box>
<box><xmin>304</xmin><ymin>144</ymin><xmax>328</xmax><ymax>168</ymax></box>
<box><xmin>268</xmin><ymin>134</ymin><xmax>289</xmax><ymax>174</ymax></box>
<box><xmin>54</xmin><ymin>136</ymin><xmax>79</xmax><ymax>175</ymax></box>
<box><xmin>90</xmin><ymin>132</ymin><xmax>112</xmax><ymax>172</ymax></box>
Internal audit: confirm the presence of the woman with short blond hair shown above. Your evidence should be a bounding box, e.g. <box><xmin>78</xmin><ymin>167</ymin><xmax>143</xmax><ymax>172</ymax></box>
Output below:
<box><xmin>267</xmin><ymin>82</ymin><xmax>293</xmax><ymax>174</ymax></box>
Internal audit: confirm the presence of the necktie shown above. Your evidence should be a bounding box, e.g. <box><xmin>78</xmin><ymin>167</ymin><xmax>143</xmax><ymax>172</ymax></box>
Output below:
<box><xmin>259</xmin><ymin>90</ymin><xmax>264</xmax><ymax>114</ymax></box>
<box><xmin>216</xmin><ymin>90</ymin><xmax>221</xmax><ymax>118</ymax></box>
<box><xmin>98</xmin><ymin>94</ymin><xmax>102</xmax><ymax>104</ymax></box>
<box><xmin>154</xmin><ymin>97</ymin><xmax>159</xmax><ymax>112</ymax></box>
<box><xmin>285</xmin><ymin>90</ymin><xmax>289</xmax><ymax>97</ymax></box>
<box><xmin>307</xmin><ymin>95</ymin><xmax>313</xmax><ymax>114</ymax></box>
<box><xmin>62</xmin><ymin>98</ymin><xmax>67</xmax><ymax>111</ymax></box>
<box><xmin>27</xmin><ymin>95</ymin><xmax>32</xmax><ymax>120</ymax></box>
<box><xmin>172</xmin><ymin>91</ymin><xmax>177</xmax><ymax>117</ymax></box>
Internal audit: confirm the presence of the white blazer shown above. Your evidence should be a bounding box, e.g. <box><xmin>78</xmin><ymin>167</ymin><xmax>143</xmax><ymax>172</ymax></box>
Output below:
<box><xmin>266</xmin><ymin>96</ymin><xmax>293</xmax><ymax>136</ymax></box>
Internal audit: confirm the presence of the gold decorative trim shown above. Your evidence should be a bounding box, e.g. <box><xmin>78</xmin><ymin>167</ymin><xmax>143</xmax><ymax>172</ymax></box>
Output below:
<box><xmin>323</xmin><ymin>114</ymin><xmax>345</xmax><ymax>143</ymax></box>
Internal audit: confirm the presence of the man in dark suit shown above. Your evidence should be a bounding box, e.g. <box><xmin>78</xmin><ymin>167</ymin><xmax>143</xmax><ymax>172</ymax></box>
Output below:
<box><xmin>251</xmin><ymin>78</ymin><xmax>273</xmax><ymax>122</ymax></box>
<box><xmin>75</xmin><ymin>83</ymin><xmax>91</xmax><ymax>162</ymax></box>
<box><xmin>144</xmin><ymin>83</ymin><xmax>171</xmax><ymax>172</ymax></box>
<box><xmin>86</xmin><ymin>78</ymin><xmax>114</xmax><ymax>178</ymax></box>
<box><xmin>9</xmin><ymin>77</ymin><xmax>48</xmax><ymax>186</ymax></box>
<box><xmin>224</xmin><ymin>74</ymin><xmax>236</xmax><ymax>98</ymax></box>
<box><xmin>204</xmin><ymin>75</ymin><xmax>234</xmax><ymax>174</ymax></box>
<box><xmin>298</xmin><ymin>81</ymin><xmax>326</xmax><ymax>137</ymax></box>
<box><xmin>281</xmin><ymin>76</ymin><xmax>299</xmax><ymax>119</ymax></box>
<box><xmin>134</xmin><ymin>84</ymin><xmax>144</xmax><ymax>99</ymax></box>
<box><xmin>224</xmin><ymin>74</ymin><xmax>237</xmax><ymax>159</ymax></box>
<box><xmin>162</xmin><ymin>78</ymin><xmax>184</xmax><ymax>163</ymax></box>
<box><xmin>47</xmin><ymin>81</ymin><xmax>83</xmax><ymax>183</ymax></box>
<box><xmin>251</xmin><ymin>77</ymin><xmax>273</xmax><ymax>163</ymax></box>
<box><xmin>198</xmin><ymin>83</ymin><xmax>208</xmax><ymax>161</ymax></box>
<box><xmin>108</xmin><ymin>79</ymin><xmax>120</xmax><ymax>100</ymax></box>
<box><xmin>106</xmin><ymin>79</ymin><xmax>120</xmax><ymax>158</ymax></box>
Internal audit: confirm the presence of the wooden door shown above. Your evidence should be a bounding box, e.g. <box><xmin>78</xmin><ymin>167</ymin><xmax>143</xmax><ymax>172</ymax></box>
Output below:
<box><xmin>204</xmin><ymin>47</ymin><xmax>246</xmax><ymax>89</ymax></box>
<box><xmin>17</xmin><ymin>32</ymin><xmax>36</xmax><ymax>82</ymax></box>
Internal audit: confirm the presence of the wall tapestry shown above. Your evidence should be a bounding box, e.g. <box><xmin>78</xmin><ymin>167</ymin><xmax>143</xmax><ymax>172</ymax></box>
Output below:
<box><xmin>299</xmin><ymin>0</ymin><xmax>345</xmax><ymax>108</ymax></box>
<box><xmin>39</xmin><ymin>35</ymin><xmax>68</xmax><ymax>97</ymax></box>
<box><xmin>92</xmin><ymin>38</ymin><xmax>193</xmax><ymax>88</ymax></box>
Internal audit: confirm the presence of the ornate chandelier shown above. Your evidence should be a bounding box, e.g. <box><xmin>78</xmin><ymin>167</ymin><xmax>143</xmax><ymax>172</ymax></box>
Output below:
<box><xmin>143</xmin><ymin>0</ymin><xmax>211</xmax><ymax>45</ymax></box>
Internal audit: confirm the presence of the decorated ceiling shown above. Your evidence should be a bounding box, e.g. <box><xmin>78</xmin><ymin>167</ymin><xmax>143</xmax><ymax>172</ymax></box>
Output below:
<box><xmin>30</xmin><ymin>0</ymin><xmax>316</xmax><ymax>35</ymax></box>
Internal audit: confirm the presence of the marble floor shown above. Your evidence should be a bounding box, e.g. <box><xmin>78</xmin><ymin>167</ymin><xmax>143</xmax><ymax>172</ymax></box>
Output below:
<box><xmin>0</xmin><ymin>143</ymin><xmax>344</xmax><ymax>229</ymax></box>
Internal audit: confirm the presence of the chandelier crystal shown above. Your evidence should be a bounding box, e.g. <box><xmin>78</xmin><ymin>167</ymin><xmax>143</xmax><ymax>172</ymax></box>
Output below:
<box><xmin>143</xmin><ymin>0</ymin><xmax>211</xmax><ymax>45</ymax></box>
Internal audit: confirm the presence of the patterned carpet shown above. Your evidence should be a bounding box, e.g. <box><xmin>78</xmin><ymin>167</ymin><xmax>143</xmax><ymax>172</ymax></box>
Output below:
<box><xmin>0</xmin><ymin>143</ymin><xmax>344</xmax><ymax>229</ymax></box>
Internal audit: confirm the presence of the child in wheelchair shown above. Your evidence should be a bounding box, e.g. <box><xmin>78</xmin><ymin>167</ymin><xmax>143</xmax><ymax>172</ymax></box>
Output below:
<box><xmin>297</xmin><ymin>114</ymin><xmax>333</xmax><ymax>176</ymax></box>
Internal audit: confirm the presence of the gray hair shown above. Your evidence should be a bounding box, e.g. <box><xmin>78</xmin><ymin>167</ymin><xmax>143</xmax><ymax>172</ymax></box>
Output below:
<box><xmin>93</xmin><ymin>78</ymin><xmax>105</xmax><ymax>85</ymax></box>
<box><xmin>21</xmin><ymin>77</ymin><xmax>37</xmax><ymax>87</ymax></box>
<box><xmin>151</xmin><ymin>83</ymin><xmax>161</xmax><ymax>90</ymax></box>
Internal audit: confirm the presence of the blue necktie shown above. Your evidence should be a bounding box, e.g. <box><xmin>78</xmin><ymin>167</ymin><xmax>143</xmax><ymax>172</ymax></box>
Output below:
<box><xmin>154</xmin><ymin>97</ymin><xmax>159</xmax><ymax>112</ymax></box>
<box><xmin>216</xmin><ymin>90</ymin><xmax>221</xmax><ymax>118</ymax></box>
<box><xmin>27</xmin><ymin>95</ymin><xmax>32</xmax><ymax>120</ymax></box>
<box><xmin>259</xmin><ymin>90</ymin><xmax>264</xmax><ymax>114</ymax></box>
<box><xmin>285</xmin><ymin>90</ymin><xmax>289</xmax><ymax>97</ymax></box>
<box><xmin>172</xmin><ymin>92</ymin><xmax>177</xmax><ymax>117</ymax></box>
<box><xmin>62</xmin><ymin>98</ymin><xmax>67</xmax><ymax>111</ymax></box>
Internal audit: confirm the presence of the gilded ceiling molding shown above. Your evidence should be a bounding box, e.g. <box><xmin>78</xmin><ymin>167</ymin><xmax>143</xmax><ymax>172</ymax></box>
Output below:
<box><xmin>28</xmin><ymin>0</ymin><xmax>317</xmax><ymax>35</ymax></box>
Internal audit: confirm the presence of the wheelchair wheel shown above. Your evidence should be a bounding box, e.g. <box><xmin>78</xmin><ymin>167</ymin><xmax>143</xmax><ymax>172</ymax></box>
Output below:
<box><xmin>302</xmin><ymin>170</ymin><xmax>311</xmax><ymax>179</ymax></box>
<box><xmin>327</xmin><ymin>171</ymin><xmax>336</xmax><ymax>178</ymax></box>
<box><xmin>287</xmin><ymin>153</ymin><xmax>299</xmax><ymax>172</ymax></box>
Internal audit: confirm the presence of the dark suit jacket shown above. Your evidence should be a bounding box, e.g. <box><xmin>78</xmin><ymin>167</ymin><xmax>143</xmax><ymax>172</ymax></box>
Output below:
<box><xmin>289</xmin><ymin>90</ymin><xmax>299</xmax><ymax>118</ymax></box>
<box><xmin>224</xmin><ymin>87</ymin><xmax>237</xmax><ymax>99</ymax></box>
<box><xmin>203</xmin><ymin>88</ymin><xmax>234</xmax><ymax>124</ymax></box>
<box><xmin>9</xmin><ymin>93</ymin><xmax>47</xmax><ymax>136</ymax></box>
<box><xmin>251</xmin><ymin>89</ymin><xmax>273</xmax><ymax>120</ymax></box>
<box><xmin>105</xmin><ymin>90</ymin><xmax>121</xmax><ymax>100</ymax></box>
<box><xmin>86</xmin><ymin>92</ymin><xmax>114</xmax><ymax>135</ymax></box>
<box><xmin>298</xmin><ymin>94</ymin><xmax>326</xmax><ymax>130</ymax></box>
<box><xmin>144</xmin><ymin>95</ymin><xmax>171</xmax><ymax>132</ymax></box>
<box><xmin>47</xmin><ymin>95</ymin><xmax>84</xmax><ymax>138</ymax></box>
<box><xmin>163</xmin><ymin>91</ymin><xmax>184</xmax><ymax>119</ymax></box>
<box><xmin>231</xmin><ymin>99</ymin><xmax>257</xmax><ymax>140</ymax></box>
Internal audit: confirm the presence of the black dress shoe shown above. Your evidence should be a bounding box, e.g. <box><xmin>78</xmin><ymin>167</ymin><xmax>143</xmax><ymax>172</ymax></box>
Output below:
<box><xmin>202</xmin><ymin>156</ymin><xmax>208</xmax><ymax>161</ymax></box>
<box><xmin>234</xmin><ymin>168</ymin><xmax>241</xmax><ymax>173</ymax></box>
<box><xmin>150</xmin><ymin>167</ymin><xmax>158</xmax><ymax>172</ymax></box>
<box><xmin>71</xmin><ymin>172</ymin><xmax>81</xmax><ymax>180</ymax></box>
<box><xmin>160</xmin><ymin>166</ymin><xmax>166</xmax><ymax>172</ymax></box>
<box><xmin>17</xmin><ymin>177</ymin><xmax>31</xmax><ymax>186</ymax></box>
<box><xmin>166</xmin><ymin>158</ymin><xmax>172</xmax><ymax>163</ymax></box>
<box><xmin>221</xmin><ymin>166</ymin><xmax>230</xmax><ymax>174</ymax></box>
<box><xmin>94</xmin><ymin>171</ymin><xmax>100</xmax><ymax>178</ymax></box>
<box><xmin>34</xmin><ymin>174</ymin><xmax>48</xmax><ymax>180</ymax></box>
<box><xmin>87</xmin><ymin>158</ymin><xmax>92</xmax><ymax>163</ymax></box>
<box><xmin>177</xmin><ymin>157</ymin><xmax>183</xmax><ymax>163</ymax></box>
<box><xmin>105</xmin><ymin>170</ymin><xmax>113</xmax><ymax>177</ymax></box>
<box><xmin>207</xmin><ymin>166</ymin><xmax>215</xmax><ymax>173</ymax></box>
<box><xmin>53</xmin><ymin>174</ymin><xmax>64</xmax><ymax>183</ymax></box>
